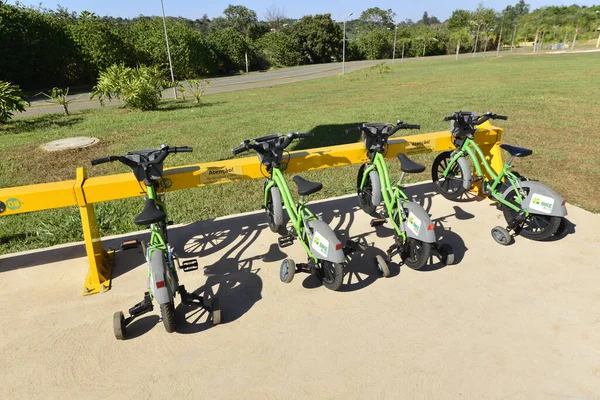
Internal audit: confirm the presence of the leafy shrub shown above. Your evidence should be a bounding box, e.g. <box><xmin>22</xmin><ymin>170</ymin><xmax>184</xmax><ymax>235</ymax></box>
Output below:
<box><xmin>91</xmin><ymin>64</ymin><xmax>172</xmax><ymax>110</ymax></box>
<box><xmin>369</xmin><ymin>62</ymin><xmax>393</xmax><ymax>74</ymax></box>
<box><xmin>38</xmin><ymin>87</ymin><xmax>82</xmax><ymax>115</ymax></box>
<box><xmin>257</xmin><ymin>32</ymin><xmax>301</xmax><ymax>67</ymax></box>
<box><xmin>185</xmin><ymin>79</ymin><xmax>210</xmax><ymax>104</ymax></box>
<box><xmin>0</xmin><ymin>80</ymin><xmax>28</xmax><ymax>123</ymax></box>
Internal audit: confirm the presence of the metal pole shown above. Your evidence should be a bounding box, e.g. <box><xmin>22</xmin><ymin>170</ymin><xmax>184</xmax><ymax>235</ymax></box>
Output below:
<box><xmin>456</xmin><ymin>39</ymin><xmax>460</xmax><ymax>60</ymax></box>
<box><xmin>597</xmin><ymin>30</ymin><xmax>600</xmax><ymax>48</ymax></box>
<box><xmin>160</xmin><ymin>0</ymin><xmax>177</xmax><ymax>99</ymax></box>
<box><xmin>341</xmin><ymin>12</ymin><xmax>353</xmax><ymax>75</ymax></box>
<box><xmin>473</xmin><ymin>24</ymin><xmax>480</xmax><ymax>57</ymax></box>
<box><xmin>392</xmin><ymin>26</ymin><xmax>397</xmax><ymax>63</ymax></box>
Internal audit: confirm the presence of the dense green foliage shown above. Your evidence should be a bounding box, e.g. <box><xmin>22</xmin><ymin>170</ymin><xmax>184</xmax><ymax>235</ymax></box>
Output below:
<box><xmin>0</xmin><ymin>2</ymin><xmax>599</xmax><ymax>90</ymax></box>
<box><xmin>91</xmin><ymin>64</ymin><xmax>171</xmax><ymax>110</ymax></box>
<box><xmin>0</xmin><ymin>81</ymin><xmax>28</xmax><ymax>122</ymax></box>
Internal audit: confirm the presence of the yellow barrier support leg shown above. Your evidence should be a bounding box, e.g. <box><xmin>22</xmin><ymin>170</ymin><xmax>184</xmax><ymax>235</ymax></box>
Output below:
<box><xmin>75</xmin><ymin>167</ymin><xmax>114</xmax><ymax>296</ymax></box>
<box><xmin>472</xmin><ymin>125</ymin><xmax>505</xmax><ymax>196</ymax></box>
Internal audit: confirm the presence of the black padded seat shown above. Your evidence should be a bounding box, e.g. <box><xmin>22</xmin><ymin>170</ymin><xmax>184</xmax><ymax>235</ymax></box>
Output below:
<box><xmin>293</xmin><ymin>176</ymin><xmax>323</xmax><ymax>196</ymax></box>
<box><xmin>500</xmin><ymin>144</ymin><xmax>533</xmax><ymax>157</ymax></box>
<box><xmin>134</xmin><ymin>198</ymin><xmax>166</xmax><ymax>226</ymax></box>
<box><xmin>397</xmin><ymin>153</ymin><xmax>426</xmax><ymax>173</ymax></box>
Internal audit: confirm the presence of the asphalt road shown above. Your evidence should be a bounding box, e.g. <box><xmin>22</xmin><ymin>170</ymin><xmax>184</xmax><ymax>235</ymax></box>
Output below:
<box><xmin>22</xmin><ymin>48</ymin><xmax>595</xmax><ymax>117</ymax></box>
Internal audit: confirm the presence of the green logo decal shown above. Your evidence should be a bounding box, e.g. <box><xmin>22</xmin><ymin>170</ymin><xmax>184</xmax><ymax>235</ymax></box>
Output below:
<box><xmin>6</xmin><ymin>198</ymin><xmax>22</xmax><ymax>210</ymax></box>
<box><xmin>159</xmin><ymin>178</ymin><xmax>173</xmax><ymax>190</ymax></box>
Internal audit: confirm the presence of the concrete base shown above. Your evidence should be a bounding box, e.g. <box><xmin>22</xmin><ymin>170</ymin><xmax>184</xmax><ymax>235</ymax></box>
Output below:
<box><xmin>0</xmin><ymin>183</ymin><xmax>598</xmax><ymax>399</ymax></box>
<box><xmin>41</xmin><ymin>137</ymin><xmax>99</xmax><ymax>151</ymax></box>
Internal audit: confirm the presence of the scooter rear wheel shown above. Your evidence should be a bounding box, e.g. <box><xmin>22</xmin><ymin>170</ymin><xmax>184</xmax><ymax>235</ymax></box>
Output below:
<box><xmin>160</xmin><ymin>301</ymin><xmax>177</xmax><ymax>333</ymax></box>
<box><xmin>502</xmin><ymin>189</ymin><xmax>562</xmax><ymax>241</ymax></box>
<box><xmin>402</xmin><ymin>238</ymin><xmax>431</xmax><ymax>270</ymax></box>
<box><xmin>113</xmin><ymin>311</ymin><xmax>126</xmax><ymax>340</ymax></box>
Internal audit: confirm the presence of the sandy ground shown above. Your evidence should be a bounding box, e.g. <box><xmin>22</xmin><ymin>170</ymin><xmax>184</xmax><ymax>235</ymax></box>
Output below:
<box><xmin>1</xmin><ymin>183</ymin><xmax>599</xmax><ymax>399</ymax></box>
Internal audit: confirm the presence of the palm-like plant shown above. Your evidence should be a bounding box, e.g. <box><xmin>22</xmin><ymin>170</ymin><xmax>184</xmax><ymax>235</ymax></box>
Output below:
<box><xmin>0</xmin><ymin>81</ymin><xmax>29</xmax><ymax>123</ymax></box>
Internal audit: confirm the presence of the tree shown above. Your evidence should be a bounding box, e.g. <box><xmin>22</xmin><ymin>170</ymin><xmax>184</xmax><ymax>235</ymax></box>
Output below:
<box><xmin>360</xmin><ymin>7</ymin><xmax>396</xmax><ymax>29</ymax></box>
<box><xmin>289</xmin><ymin>14</ymin><xmax>342</xmax><ymax>64</ymax></box>
<box><xmin>264</xmin><ymin>5</ymin><xmax>287</xmax><ymax>31</ymax></box>
<box><xmin>258</xmin><ymin>32</ymin><xmax>301</xmax><ymax>67</ymax></box>
<box><xmin>223</xmin><ymin>4</ymin><xmax>258</xmax><ymax>35</ymax></box>
<box><xmin>357</xmin><ymin>28</ymin><xmax>393</xmax><ymax>59</ymax></box>
<box><xmin>418</xmin><ymin>12</ymin><xmax>441</xmax><ymax>26</ymax></box>
<box><xmin>69</xmin><ymin>12</ymin><xmax>132</xmax><ymax>80</ymax></box>
<box><xmin>207</xmin><ymin>28</ymin><xmax>253</xmax><ymax>72</ymax></box>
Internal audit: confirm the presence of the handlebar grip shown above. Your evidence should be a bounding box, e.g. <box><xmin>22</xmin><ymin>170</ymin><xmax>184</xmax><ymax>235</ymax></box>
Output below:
<box><xmin>171</xmin><ymin>146</ymin><xmax>193</xmax><ymax>153</ymax></box>
<box><xmin>232</xmin><ymin>144</ymin><xmax>247</xmax><ymax>155</ymax></box>
<box><xmin>443</xmin><ymin>116</ymin><xmax>455</xmax><ymax>122</ymax></box>
<box><xmin>494</xmin><ymin>115</ymin><xmax>508</xmax><ymax>120</ymax></box>
<box><xmin>401</xmin><ymin>124</ymin><xmax>421</xmax><ymax>130</ymax></box>
<box><xmin>91</xmin><ymin>156</ymin><xmax>113</xmax><ymax>166</ymax></box>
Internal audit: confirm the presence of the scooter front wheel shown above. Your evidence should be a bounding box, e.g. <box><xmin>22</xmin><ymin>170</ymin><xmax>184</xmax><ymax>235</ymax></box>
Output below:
<box><xmin>432</xmin><ymin>151</ymin><xmax>468</xmax><ymax>200</ymax></box>
<box><xmin>374</xmin><ymin>255</ymin><xmax>390</xmax><ymax>278</ymax></box>
<box><xmin>320</xmin><ymin>261</ymin><xmax>344</xmax><ymax>291</ymax></box>
<box><xmin>160</xmin><ymin>301</ymin><xmax>176</xmax><ymax>333</ymax></box>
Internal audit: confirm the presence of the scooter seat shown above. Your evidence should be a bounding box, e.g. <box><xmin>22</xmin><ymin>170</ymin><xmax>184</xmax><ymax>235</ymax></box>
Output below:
<box><xmin>293</xmin><ymin>176</ymin><xmax>323</xmax><ymax>196</ymax></box>
<box><xmin>397</xmin><ymin>153</ymin><xmax>426</xmax><ymax>173</ymax></box>
<box><xmin>134</xmin><ymin>198</ymin><xmax>166</xmax><ymax>226</ymax></box>
<box><xmin>500</xmin><ymin>144</ymin><xmax>533</xmax><ymax>157</ymax></box>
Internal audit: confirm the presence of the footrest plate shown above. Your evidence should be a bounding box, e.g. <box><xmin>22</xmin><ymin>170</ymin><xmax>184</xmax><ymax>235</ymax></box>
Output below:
<box><xmin>278</xmin><ymin>235</ymin><xmax>294</xmax><ymax>248</ymax></box>
<box><xmin>370</xmin><ymin>218</ymin><xmax>386</xmax><ymax>227</ymax></box>
<box><xmin>121</xmin><ymin>239</ymin><xmax>140</xmax><ymax>251</ymax></box>
<box><xmin>181</xmin><ymin>259</ymin><xmax>199</xmax><ymax>272</ymax></box>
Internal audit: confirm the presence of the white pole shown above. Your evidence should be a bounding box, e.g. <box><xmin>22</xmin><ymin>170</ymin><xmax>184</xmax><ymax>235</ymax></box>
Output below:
<box><xmin>160</xmin><ymin>0</ymin><xmax>177</xmax><ymax>99</ymax></box>
<box><xmin>392</xmin><ymin>26</ymin><xmax>397</xmax><ymax>63</ymax></box>
<box><xmin>456</xmin><ymin>39</ymin><xmax>460</xmax><ymax>60</ymax></box>
<box><xmin>473</xmin><ymin>24</ymin><xmax>480</xmax><ymax>57</ymax></box>
<box><xmin>401</xmin><ymin>41</ymin><xmax>404</xmax><ymax>63</ymax></box>
<box><xmin>341</xmin><ymin>13</ymin><xmax>353</xmax><ymax>75</ymax></box>
<box><xmin>245</xmin><ymin>52</ymin><xmax>249</xmax><ymax>73</ymax></box>
<box><xmin>511</xmin><ymin>24</ymin><xmax>517</xmax><ymax>51</ymax></box>
<box><xmin>496</xmin><ymin>26</ymin><xmax>502</xmax><ymax>57</ymax></box>
<box><xmin>597</xmin><ymin>30</ymin><xmax>600</xmax><ymax>48</ymax></box>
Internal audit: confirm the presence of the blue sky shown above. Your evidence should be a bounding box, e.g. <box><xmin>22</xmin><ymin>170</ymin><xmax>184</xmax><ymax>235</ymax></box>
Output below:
<box><xmin>7</xmin><ymin>0</ymin><xmax>599</xmax><ymax>21</ymax></box>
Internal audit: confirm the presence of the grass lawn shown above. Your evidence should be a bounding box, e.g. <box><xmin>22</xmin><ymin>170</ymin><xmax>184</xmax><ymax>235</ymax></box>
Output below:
<box><xmin>1</xmin><ymin>52</ymin><xmax>599</xmax><ymax>254</ymax></box>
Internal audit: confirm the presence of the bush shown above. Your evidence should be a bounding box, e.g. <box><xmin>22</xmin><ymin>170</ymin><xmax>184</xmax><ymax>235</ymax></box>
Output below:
<box><xmin>91</xmin><ymin>64</ymin><xmax>172</xmax><ymax>110</ymax></box>
<box><xmin>357</xmin><ymin>29</ymin><xmax>393</xmax><ymax>60</ymax></box>
<box><xmin>0</xmin><ymin>81</ymin><xmax>28</xmax><ymax>123</ymax></box>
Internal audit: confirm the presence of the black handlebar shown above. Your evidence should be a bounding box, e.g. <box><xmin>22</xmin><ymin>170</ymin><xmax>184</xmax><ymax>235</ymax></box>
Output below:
<box><xmin>444</xmin><ymin>111</ymin><xmax>508</xmax><ymax>125</ymax></box>
<box><xmin>232</xmin><ymin>132</ymin><xmax>313</xmax><ymax>156</ymax></box>
<box><xmin>346</xmin><ymin>121</ymin><xmax>420</xmax><ymax>136</ymax></box>
<box><xmin>91</xmin><ymin>145</ymin><xmax>192</xmax><ymax>167</ymax></box>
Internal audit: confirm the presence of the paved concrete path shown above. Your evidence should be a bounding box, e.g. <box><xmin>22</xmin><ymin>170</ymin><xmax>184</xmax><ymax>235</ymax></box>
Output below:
<box><xmin>1</xmin><ymin>184</ymin><xmax>598</xmax><ymax>399</ymax></box>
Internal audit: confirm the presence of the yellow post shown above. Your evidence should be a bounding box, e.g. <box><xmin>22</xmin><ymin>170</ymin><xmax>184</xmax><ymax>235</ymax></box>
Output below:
<box><xmin>75</xmin><ymin>167</ymin><xmax>114</xmax><ymax>296</ymax></box>
<box><xmin>470</xmin><ymin>122</ymin><xmax>504</xmax><ymax>194</ymax></box>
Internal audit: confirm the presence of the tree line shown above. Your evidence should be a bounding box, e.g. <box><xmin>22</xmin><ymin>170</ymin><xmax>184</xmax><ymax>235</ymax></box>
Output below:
<box><xmin>1</xmin><ymin>2</ymin><xmax>599</xmax><ymax>90</ymax></box>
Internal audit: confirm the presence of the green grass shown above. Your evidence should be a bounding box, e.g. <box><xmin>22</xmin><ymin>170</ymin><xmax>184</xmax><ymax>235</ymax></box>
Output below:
<box><xmin>1</xmin><ymin>53</ymin><xmax>599</xmax><ymax>254</ymax></box>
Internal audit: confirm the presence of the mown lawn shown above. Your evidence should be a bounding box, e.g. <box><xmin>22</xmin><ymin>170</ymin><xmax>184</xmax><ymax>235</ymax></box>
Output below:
<box><xmin>1</xmin><ymin>53</ymin><xmax>599</xmax><ymax>254</ymax></box>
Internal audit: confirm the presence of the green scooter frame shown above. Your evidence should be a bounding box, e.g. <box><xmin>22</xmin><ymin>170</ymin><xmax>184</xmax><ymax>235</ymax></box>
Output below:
<box><xmin>233</xmin><ymin>132</ymin><xmax>363</xmax><ymax>291</ymax></box>
<box><xmin>432</xmin><ymin>111</ymin><xmax>567</xmax><ymax>245</ymax></box>
<box><xmin>348</xmin><ymin>122</ymin><xmax>455</xmax><ymax>271</ymax></box>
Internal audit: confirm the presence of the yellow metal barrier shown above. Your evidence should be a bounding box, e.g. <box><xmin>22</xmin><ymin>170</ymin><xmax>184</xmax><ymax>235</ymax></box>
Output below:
<box><xmin>0</xmin><ymin>125</ymin><xmax>503</xmax><ymax>295</ymax></box>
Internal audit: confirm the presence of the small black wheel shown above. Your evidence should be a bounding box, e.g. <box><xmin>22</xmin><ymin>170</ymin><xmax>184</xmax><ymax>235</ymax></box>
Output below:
<box><xmin>321</xmin><ymin>261</ymin><xmax>344</xmax><ymax>291</ymax></box>
<box><xmin>554</xmin><ymin>217</ymin><xmax>567</xmax><ymax>237</ymax></box>
<box><xmin>431</xmin><ymin>151</ymin><xmax>468</xmax><ymax>200</ymax></box>
<box><xmin>280</xmin><ymin>259</ymin><xmax>296</xmax><ymax>283</ymax></box>
<box><xmin>491</xmin><ymin>226</ymin><xmax>512</xmax><ymax>246</ymax></box>
<box><xmin>402</xmin><ymin>238</ymin><xmax>432</xmax><ymax>270</ymax></box>
<box><xmin>438</xmin><ymin>244</ymin><xmax>455</xmax><ymax>265</ymax></box>
<box><xmin>160</xmin><ymin>301</ymin><xmax>177</xmax><ymax>333</ymax></box>
<box><xmin>502</xmin><ymin>189</ymin><xmax>562</xmax><ymax>241</ymax></box>
<box><xmin>374</xmin><ymin>255</ymin><xmax>390</xmax><ymax>278</ymax></box>
<box><xmin>210</xmin><ymin>297</ymin><xmax>221</xmax><ymax>325</ymax></box>
<box><xmin>113</xmin><ymin>311</ymin><xmax>126</xmax><ymax>340</ymax></box>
